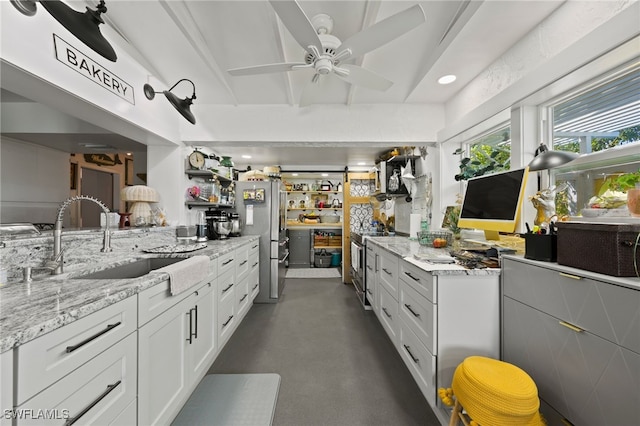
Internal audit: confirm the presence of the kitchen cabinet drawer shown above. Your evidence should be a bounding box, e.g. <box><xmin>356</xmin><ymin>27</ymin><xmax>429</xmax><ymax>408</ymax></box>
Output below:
<box><xmin>249</xmin><ymin>267</ymin><xmax>259</xmax><ymax>301</ymax></box>
<box><xmin>249</xmin><ymin>248</ymin><xmax>259</xmax><ymax>272</ymax></box>
<box><xmin>399</xmin><ymin>259</ymin><xmax>435</xmax><ymax>303</ymax></box>
<box><xmin>235</xmin><ymin>274</ymin><xmax>250</xmax><ymax>318</ymax></box>
<box><xmin>16</xmin><ymin>297</ymin><xmax>136</xmax><ymax>405</ymax></box>
<box><xmin>218</xmin><ymin>288</ymin><xmax>236</xmax><ymax>346</ymax></box>
<box><xmin>399</xmin><ymin>322</ymin><xmax>436</xmax><ymax>408</ymax></box>
<box><xmin>236</xmin><ymin>245</ymin><xmax>250</xmax><ymax>281</ymax></box>
<box><xmin>503</xmin><ymin>296</ymin><xmax>640</xmax><ymax>426</ymax></box>
<box><xmin>399</xmin><ymin>279</ymin><xmax>436</xmax><ymax>354</ymax></box>
<box><xmin>138</xmin><ymin>279</ymin><xmax>191</xmax><ymax>327</ymax></box>
<box><xmin>217</xmin><ymin>250</ymin><xmax>236</xmax><ymax>277</ymax></box>
<box><xmin>17</xmin><ymin>332</ymin><xmax>136</xmax><ymax>425</ymax></box>
<box><xmin>378</xmin><ymin>249</ymin><xmax>399</xmax><ymax>300</ymax></box>
<box><xmin>249</xmin><ymin>240</ymin><xmax>260</xmax><ymax>256</ymax></box>
<box><xmin>378</xmin><ymin>285</ymin><xmax>398</xmax><ymax>346</ymax></box>
<box><xmin>217</xmin><ymin>267</ymin><xmax>235</xmax><ymax>304</ymax></box>
<box><xmin>503</xmin><ymin>258</ymin><xmax>640</xmax><ymax>353</ymax></box>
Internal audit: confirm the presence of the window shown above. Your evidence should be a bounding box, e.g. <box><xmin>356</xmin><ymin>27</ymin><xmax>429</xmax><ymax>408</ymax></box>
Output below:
<box><xmin>552</xmin><ymin>67</ymin><xmax>640</xmax><ymax>154</ymax></box>
<box><xmin>455</xmin><ymin>125</ymin><xmax>511</xmax><ymax>181</ymax></box>
<box><xmin>548</xmin><ymin>66</ymin><xmax>640</xmax><ymax>215</ymax></box>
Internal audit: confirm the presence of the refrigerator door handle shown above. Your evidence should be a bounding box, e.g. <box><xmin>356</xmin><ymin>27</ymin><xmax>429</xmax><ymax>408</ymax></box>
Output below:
<box><xmin>278</xmin><ymin>237</ymin><xmax>289</xmax><ymax>246</ymax></box>
<box><xmin>279</xmin><ymin>251</ymin><xmax>290</xmax><ymax>264</ymax></box>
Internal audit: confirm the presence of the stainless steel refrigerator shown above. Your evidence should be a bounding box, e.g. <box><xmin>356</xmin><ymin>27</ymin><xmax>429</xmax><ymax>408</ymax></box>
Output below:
<box><xmin>233</xmin><ymin>180</ymin><xmax>288</xmax><ymax>303</ymax></box>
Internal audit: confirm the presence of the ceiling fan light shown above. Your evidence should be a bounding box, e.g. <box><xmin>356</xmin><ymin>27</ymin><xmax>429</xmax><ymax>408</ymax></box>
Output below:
<box><xmin>40</xmin><ymin>0</ymin><xmax>117</xmax><ymax>62</ymax></box>
<box><xmin>163</xmin><ymin>91</ymin><xmax>196</xmax><ymax>125</ymax></box>
<box><xmin>438</xmin><ymin>74</ymin><xmax>457</xmax><ymax>85</ymax></box>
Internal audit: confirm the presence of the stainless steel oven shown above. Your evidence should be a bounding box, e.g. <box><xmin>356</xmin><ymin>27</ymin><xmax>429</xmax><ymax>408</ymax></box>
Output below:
<box><xmin>350</xmin><ymin>233</ymin><xmax>371</xmax><ymax>310</ymax></box>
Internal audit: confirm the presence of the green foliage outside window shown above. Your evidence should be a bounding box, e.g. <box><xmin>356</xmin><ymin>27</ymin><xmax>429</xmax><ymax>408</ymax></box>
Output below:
<box><xmin>454</xmin><ymin>141</ymin><xmax>511</xmax><ymax>181</ymax></box>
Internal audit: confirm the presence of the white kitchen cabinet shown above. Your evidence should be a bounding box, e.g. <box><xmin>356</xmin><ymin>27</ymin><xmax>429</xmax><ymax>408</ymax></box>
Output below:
<box><xmin>249</xmin><ymin>244</ymin><xmax>260</xmax><ymax>301</ymax></box>
<box><xmin>217</xmin><ymin>267</ymin><xmax>236</xmax><ymax>347</ymax></box>
<box><xmin>235</xmin><ymin>244</ymin><xmax>250</xmax><ymax>282</ymax></box>
<box><xmin>16</xmin><ymin>332</ymin><xmax>137</xmax><ymax>425</ymax></box>
<box><xmin>365</xmin><ymin>244</ymin><xmax>377</xmax><ymax>312</ymax></box>
<box><xmin>502</xmin><ymin>257</ymin><xmax>640</xmax><ymax>426</ymax></box>
<box><xmin>367</xmin><ymin>239</ymin><xmax>500</xmax><ymax>421</ymax></box>
<box><xmin>0</xmin><ymin>349</ymin><xmax>13</xmax><ymax>426</ymax></box>
<box><xmin>16</xmin><ymin>296</ymin><xmax>137</xmax><ymax>405</ymax></box>
<box><xmin>138</xmin><ymin>279</ymin><xmax>216</xmax><ymax>425</ymax></box>
<box><xmin>377</xmin><ymin>248</ymin><xmax>399</xmax><ymax>300</ymax></box>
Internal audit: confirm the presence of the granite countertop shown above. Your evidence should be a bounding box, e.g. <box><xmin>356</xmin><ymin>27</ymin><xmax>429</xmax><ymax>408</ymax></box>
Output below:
<box><xmin>366</xmin><ymin>236</ymin><xmax>501</xmax><ymax>276</ymax></box>
<box><xmin>0</xmin><ymin>236</ymin><xmax>258</xmax><ymax>353</ymax></box>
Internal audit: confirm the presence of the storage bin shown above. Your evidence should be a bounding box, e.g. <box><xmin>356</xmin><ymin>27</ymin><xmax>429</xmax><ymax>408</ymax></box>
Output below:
<box><xmin>524</xmin><ymin>234</ymin><xmax>557</xmax><ymax>262</ymax></box>
<box><xmin>556</xmin><ymin>221</ymin><xmax>640</xmax><ymax>276</ymax></box>
<box><xmin>330</xmin><ymin>252</ymin><xmax>341</xmax><ymax>267</ymax></box>
<box><xmin>314</xmin><ymin>250</ymin><xmax>332</xmax><ymax>268</ymax></box>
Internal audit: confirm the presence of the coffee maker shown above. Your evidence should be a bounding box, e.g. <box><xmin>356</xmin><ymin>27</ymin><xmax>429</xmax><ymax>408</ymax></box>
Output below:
<box><xmin>206</xmin><ymin>209</ymin><xmax>231</xmax><ymax>240</ymax></box>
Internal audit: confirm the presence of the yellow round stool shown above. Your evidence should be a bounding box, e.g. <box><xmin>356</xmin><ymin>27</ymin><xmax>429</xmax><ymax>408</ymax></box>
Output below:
<box><xmin>438</xmin><ymin>356</ymin><xmax>545</xmax><ymax>426</ymax></box>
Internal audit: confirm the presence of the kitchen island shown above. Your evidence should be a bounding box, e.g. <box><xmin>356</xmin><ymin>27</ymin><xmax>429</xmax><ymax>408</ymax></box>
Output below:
<box><xmin>364</xmin><ymin>236</ymin><xmax>500</xmax><ymax>425</ymax></box>
<box><xmin>0</xmin><ymin>228</ymin><xmax>259</xmax><ymax>425</ymax></box>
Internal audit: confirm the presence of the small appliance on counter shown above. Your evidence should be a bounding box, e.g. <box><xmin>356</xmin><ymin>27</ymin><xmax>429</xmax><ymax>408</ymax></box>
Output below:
<box><xmin>228</xmin><ymin>212</ymin><xmax>241</xmax><ymax>237</ymax></box>
<box><xmin>206</xmin><ymin>209</ymin><xmax>231</xmax><ymax>240</ymax></box>
<box><xmin>176</xmin><ymin>225</ymin><xmax>197</xmax><ymax>244</ymax></box>
<box><xmin>195</xmin><ymin>211</ymin><xmax>208</xmax><ymax>242</ymax></box>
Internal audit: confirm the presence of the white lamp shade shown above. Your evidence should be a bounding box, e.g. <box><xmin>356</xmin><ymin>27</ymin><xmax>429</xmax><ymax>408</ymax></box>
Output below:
<box><xmin>121</xmin><ymin>186</ymin><xmax>159</xmax><ymax>225</ymax></box>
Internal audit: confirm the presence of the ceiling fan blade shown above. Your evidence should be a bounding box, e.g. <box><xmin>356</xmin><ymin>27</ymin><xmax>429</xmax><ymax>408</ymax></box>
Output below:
<box><xmin>335</xmin><ymin>64</ymin><xmax>393</xmax><ymax>91</ymax></box>
<box><xmin>338</xmin><ymin>4</ymin><xmax>426</xmax><ymax>60</ymax></box>
<box><xmin>299</xmin><ymin>76</ymin><xmax>326</xmax><ymax>107</ymax></box>
<box><xmin>228</xmin><ymin>62</ymin><xmax>307</xmax><ymax>76</ymax></box>
<box><xmin>269</xmin><ymin>0</ymin><xmax>323</xmax><ymax>54</ymax></box>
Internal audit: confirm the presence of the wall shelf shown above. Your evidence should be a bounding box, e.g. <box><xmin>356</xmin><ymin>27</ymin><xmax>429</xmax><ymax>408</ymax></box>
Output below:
<box><xmin>185</xmin><ymin>201</ymin><xmax>234</xmax><ymax>210</ymax></box>
<box><xmin>186</xmin><ymin>170</ymin><xmax>232</xmax><ymax>184</ymax></box>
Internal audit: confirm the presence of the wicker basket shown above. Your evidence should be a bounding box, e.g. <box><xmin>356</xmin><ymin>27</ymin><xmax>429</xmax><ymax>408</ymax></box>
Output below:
<box><xmin>314</xmin><ymin>250</ymin><xmax>333</xmax><ymax>268</ymax></box>
<box><xmin>418</xmin><ymin>231</ymin><xmax>453</xmax><ymax>247</ymax></box>
<box><xmin>556</xmin><ymin>222</ymin><xmax>640</xmax><ymax>276</ymax></box>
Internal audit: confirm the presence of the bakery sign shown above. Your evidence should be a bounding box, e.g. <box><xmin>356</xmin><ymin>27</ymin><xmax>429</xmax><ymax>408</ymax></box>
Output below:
<box><xmin>54</xmin><ymin>34</ymin><xmax>134</xmax><ymax>105</ymax></box>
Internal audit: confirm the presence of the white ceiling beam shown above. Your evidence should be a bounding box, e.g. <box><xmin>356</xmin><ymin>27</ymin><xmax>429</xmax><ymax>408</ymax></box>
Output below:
<box><xmin>272</xmin><ymin>10</ymin><xmax>296</xmax><ymax>106</ymax></box>
<box><xmin>404</xmin><ymin>0</ymin><xmax>481</xmax><ymax>101</ymax></box>
<box><xmin>159</xmin><ymin>0</ymin><xmax>239</xmax><ymax>105</ymax></box>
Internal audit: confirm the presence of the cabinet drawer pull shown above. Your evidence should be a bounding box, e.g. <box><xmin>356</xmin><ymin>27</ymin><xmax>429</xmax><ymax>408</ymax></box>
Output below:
<box><xmin>65</xmin><ymin>380</ymin><xmax>121</xmax><ymax>425</ymax></box>
<box><xmin>382</xmin><ymin>268</ymin><xmax>392</xmax><ymax>276</ymax></box>
<box><xmin>404</xmin><ymin>304</ymin><xmax>420</xmax><ymax>317</ymax></box>
<box><xmin>559</xmin><ymin>320</ymin><xmax>584</xmax><ymax>333</ymax></box>
<box><xmin>240</xmin><ymin>293</ymin><xmax>248</xmax><ymax>302</ymax></box>
<box><xmin>194</xmin><ymin>305</ymin><xmax>198</xmax><ymax>339</ymax></box>
<box><xmin>222</xmin><ymin>283</ymin><xmax>234</xmax><ymax>292</ymax></box>
<box><xmin>404</xmin><ymin>272</ymin><xmax>419</xmax><ymax>282</ymax></box>
<box><xmin>252</xmin><ymin>244</ymin><xmax>258</xmax><ymax>249</ymax></box>
<box><xmin>252</xmin><ymin>283</ymin><xmax>259</xmax><ymax>290</ymax></box>
<box><xmin>66</xmin><ymin>322</ymin><xmax>121</xmax><ymax>353</ymax></box>
<box><xmin>403</xmin><ymin>345</ymin><xmax>419</xmax><ymax>363</ymax></box>
<box><xmin>366</xmin><ymin>288</ymin><xmax>373</xmax><ymax>295</ymax></box>
<box><xmin>222</xmin><ymin>259</ymin><xmax>234</xmax><ymax>266</ymax></box>
<box><xmin>382</xmin><ymin>307</ymin><xmax>392</xmax><ymax>319</ymax></box>
<box><xmin>240</xmin><ymin>260</ymin><xmax>248</xmax><ymax>266</ymax></box>
<box><xmin>252</xmin><ymin>261</ymin><xmax>259</xmax><ymax>267</ymax></box>
<box><xmin>222</xmin><ymin>315</ymin><xmax>234</xmax><ymax>327</ymax></box>
<box><xmin>559</xmin><ymin>272</ymin><xmax>583</xmax><ymax>280</ymax></box>
<box><xmin>366</xmin><ymin>265</ymin><xmax>373</xmax><ymax>271</ymax></box>
<box><xmin>186</xmin><ymin>309</ymin><xmax>194</xmax><ymax>344</ymax></box>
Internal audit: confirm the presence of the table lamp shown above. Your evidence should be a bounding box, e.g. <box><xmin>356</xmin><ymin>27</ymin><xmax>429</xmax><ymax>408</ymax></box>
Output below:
<box><xmin>121</xmin><ymin>185</ymin><xmax>160</xmax><ymax>225</ymax></box>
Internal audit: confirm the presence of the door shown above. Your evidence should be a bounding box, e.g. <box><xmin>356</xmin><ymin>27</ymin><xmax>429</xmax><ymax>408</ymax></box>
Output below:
<box><xmin>81</xmin><ymin>168</ymin><xmax>114</xmax><ymax>228</ymax></box>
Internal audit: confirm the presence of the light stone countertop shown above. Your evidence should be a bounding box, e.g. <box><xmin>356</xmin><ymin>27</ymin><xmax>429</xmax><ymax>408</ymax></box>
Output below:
<box><xmin>366</xmin><ymin>236</ymin><xmax>501</xmax><ymax>276</ymax></box>
<box><xmin>0</xmin><ymin>236</ymin><xmax>259</xmax><ymax>353</ymax></box>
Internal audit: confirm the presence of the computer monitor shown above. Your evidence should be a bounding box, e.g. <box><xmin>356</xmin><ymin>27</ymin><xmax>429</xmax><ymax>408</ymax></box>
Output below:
<box><xmin>457</xmin><ymin>167</ymin><xmax>529</xmax><ymax>241</ymax></box>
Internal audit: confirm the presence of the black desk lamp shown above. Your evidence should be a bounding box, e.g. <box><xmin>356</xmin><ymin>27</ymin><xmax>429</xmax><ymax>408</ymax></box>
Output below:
<box><xmin>143</xmin><ymin>79</ymin><xmax>197</xmax><ymax>125</ymax></box>
<box><xmin>528</xmin><ymin>143</ymin><xmax>578</xmax><ymax>171</ymax></box>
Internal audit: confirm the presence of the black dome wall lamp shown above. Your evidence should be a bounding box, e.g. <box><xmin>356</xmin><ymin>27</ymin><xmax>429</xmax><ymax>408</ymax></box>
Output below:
<box><xmin>11</xmin><ymin>0</ymin><xmax>117</xmax><ymax>62</ymax></box>
<box><xmin>143</xmin><ymin>79</ymin><xmax>197</xmax><ymax>125</ymax></box>
<box><xmin>527</xmin><ymin>143</ymin><xmax>578</xmax><ymax>171</ymax></box>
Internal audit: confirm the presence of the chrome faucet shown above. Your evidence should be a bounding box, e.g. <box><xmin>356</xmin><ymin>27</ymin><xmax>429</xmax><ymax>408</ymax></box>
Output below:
<box><xmin>52</xmin><ymin>195</ymin><xmax>112</xmax><ymax>275</ymax></box>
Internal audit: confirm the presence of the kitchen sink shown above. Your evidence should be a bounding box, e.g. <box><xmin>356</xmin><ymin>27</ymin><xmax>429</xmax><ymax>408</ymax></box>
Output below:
<box><xmin>72</xmin><ymin>257</ymin><xmax>186</xmax><ymax>280</ymax></box>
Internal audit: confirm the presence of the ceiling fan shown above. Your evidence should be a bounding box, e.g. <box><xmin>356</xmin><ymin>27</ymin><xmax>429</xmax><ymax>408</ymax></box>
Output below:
<box><xmin>227</xmin><ymin>0</ymin><xmax>426</xmax><ymax>106</ymax></box>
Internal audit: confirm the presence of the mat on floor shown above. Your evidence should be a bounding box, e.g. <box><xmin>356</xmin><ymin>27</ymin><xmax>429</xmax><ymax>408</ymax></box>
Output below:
<box><xmin>172</xmin><ymin>373</ymin><xmax>280</xmax><ymax>426</ymax></box>
<box><xmin>286</xmin><ymin>268</ymin><xmax>341</xmax><ymax>278</ymax></box>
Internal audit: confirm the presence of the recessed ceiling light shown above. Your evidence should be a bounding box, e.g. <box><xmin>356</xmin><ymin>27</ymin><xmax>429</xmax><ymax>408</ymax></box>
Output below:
<box><xmin>241</xmin><ymin>155</ymin><xmax>251</xmax><ymax>159</ymax></box>
<box><xmin>292</xmin><ymin>173</ymin><xmax>299</xmax><ymax>176</ymax></box>
<box><xmin>438</xmin><ymin>74</ymin><xmax>457</xmax><ymax>85</ymax></box>
<box><xmin>357</xmin><ymin>162</ymin><xmax>366</xmax><ymax>166</ymax></box>
<box><xmin>126</xmin><ymin>152</ymin><xmax>132</xmax><ymax>156</ymax></box>
<box><xmin>321</xmin><ymin>173</ymin><xmax>329</xmax><ymax>177</ymax></box>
